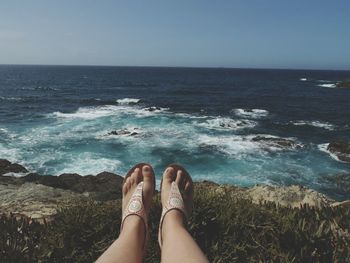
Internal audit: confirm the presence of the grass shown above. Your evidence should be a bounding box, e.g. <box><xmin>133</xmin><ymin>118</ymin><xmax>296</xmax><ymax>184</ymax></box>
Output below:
<box><xmin>1</xmin><ymin>184</ymin><xmax>350</xmax><ymax>263</ymax></box>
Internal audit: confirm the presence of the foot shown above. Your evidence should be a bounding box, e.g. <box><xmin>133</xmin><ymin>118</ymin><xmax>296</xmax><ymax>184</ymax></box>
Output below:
<box><xmin>121</xmin><ymin>164</ymin><xmax>155</xmax><ymax>245</ymax></box>
<box><xmin>159</xmin><ymin>165</ymin><xmax>194</xmax><ymax>245</ymax></box>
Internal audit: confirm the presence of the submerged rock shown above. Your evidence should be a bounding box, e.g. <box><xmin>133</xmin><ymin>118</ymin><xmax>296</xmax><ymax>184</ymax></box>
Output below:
<box><xmin>144</xmin><ymin>106</ymin><xmax>162</xmax><ymax>112</ymax></box>
<box><xmin>251</xmin><ymin>136</ymin><xmax>302</xmax><ymax>149</ymax></box>
<box><xmin>107</xmin><ymin>128</ymin><xmax>140</xmax><ymax>136</ymax></box>
<box><xmin>0</xmin><ymin>159</ymin><xmax>28</xmax><ymax>175</ymax></box>
<box><xmin>336</xmin><ymin>80</ymin><xmax>350</xmax><ymax>88</ymax></box>
<box><xmin>327</xmin><ymin>140</ymin><xmax>350</xmax><ymax>163</ymax></box>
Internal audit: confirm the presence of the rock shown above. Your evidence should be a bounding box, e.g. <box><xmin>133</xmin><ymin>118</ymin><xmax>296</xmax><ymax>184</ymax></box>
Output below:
<box><xmin>327</xmin><ymin>140</ymin><xmax>350</xmax><ymax>163</ymax></box>
<box><xmin>54</xmin><ymin>172</ymin><xmax>124</xmax><ymax>200</ymax></box>
<box><xmin>195</xmin><ymin>181</ymin><xmax>332</xmax><ymax>208</ymax></box>
<box><xmin>144</xmin><ymin>106</ymin><xmax>161</xmax><ymax>112</ymax></box>
<box><xmin>107</xmin><ymin>128</ymin><xmax>140</xmax><ymax>137</ymax></box>
<box><xmin>251</xmin><ymin>136</ymin><xmax>302</xmax><ymax>149</ymax></box>
<box><xmin>336</xmin><ymin>80</ymin><xmax>350</xmax><ymax>88</ymax></box>
<box><xmin>246</xmin><ymin>185</ymin><xmax>332</xmax><ymax>208</ymax></box>
<box><xmin>332</xmin><ymin>200</ymin><xmax>350</xmax><ymax>208</ymax></box>
<box><xmin>0</xmin><ymin>159</ymin><xmax>124</xmax><ymax>201</ymax></box>
<box><xmin>0</xmin><ymin>159</ymin><xmax>28</xmax><ymax>175</ymax></box>
<box><xmin>0</xmin><ymin>182</ymin><xmax>88</xmax><ymax>221</ymax></box>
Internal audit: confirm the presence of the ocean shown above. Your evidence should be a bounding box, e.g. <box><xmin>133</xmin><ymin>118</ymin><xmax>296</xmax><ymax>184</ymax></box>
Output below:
<box><xmin>0</xmin><ymin>65</ymin><xmax>349</xmax><ymax>200</ymax></box>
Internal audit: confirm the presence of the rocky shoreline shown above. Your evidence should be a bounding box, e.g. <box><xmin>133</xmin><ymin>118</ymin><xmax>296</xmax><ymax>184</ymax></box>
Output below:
<box><xmin>1</xmin><ymin>159</ymin><xmax>349</xmax><ymax>221</ymax></box>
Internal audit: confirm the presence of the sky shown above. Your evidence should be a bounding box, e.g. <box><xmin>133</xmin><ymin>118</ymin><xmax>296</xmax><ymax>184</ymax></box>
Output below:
<box><xmin>0</xmin><ymin>0</ymin><xmax>349</xmax><ymax>70</ymax></box>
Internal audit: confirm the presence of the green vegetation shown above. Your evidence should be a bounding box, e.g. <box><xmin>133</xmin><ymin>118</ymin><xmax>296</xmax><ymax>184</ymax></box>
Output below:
<box><xmin>1</xmin><ymin>185</ymin><xmax>350</xmax><ymax>263</ymax></box>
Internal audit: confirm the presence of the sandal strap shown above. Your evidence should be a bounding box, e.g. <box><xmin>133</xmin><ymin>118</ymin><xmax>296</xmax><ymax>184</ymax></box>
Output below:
<box><xmin>121</xmin><ymin>182</ymin><xmax>147</xmax><ymax>244</ymax></box>
<box><xmin>158</xmin><ymin>182</ymin><xmax>188</xmax><ymax>247</ymax></box>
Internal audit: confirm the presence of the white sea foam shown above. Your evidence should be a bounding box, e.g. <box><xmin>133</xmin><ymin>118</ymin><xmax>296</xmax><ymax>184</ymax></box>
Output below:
<box><xmin>317</xmin><ymin>80</ymin><xmax>332</xmax><ymax>83</ymax></box>
<box><xmin>0</xmin><ymin>144</ymin><xmax>20</xmax><ymax>163</ymax></box>
<box><xmin>197</xmin><ymin>134</ymin><xmax>298</xmax><ymax>157</ymax></box>
<box><xmin>300</xmin><ymin>78</ymin><xmax>307</xmax><ymax>81</ymax></box>
<box><xmin>232</xmin><ymin>108</ymin><xmax>269</xmax><ymax>119</ymax></box>
<box><xmin>0</xmin><ymin>127</ymin><xmax>8</xmax><ymax>133</ymax></box>
<box><xmin>317</xmin><ymin>83</ymin><xmax>336</xmax><ymax>88</ymax></box>
<box><xmin>49</xmin><ymin>104</ymin><xmax>169</xmax><ymax>120</ymax></box>
<box><xmin>0</xmin><ymin>96</ymin><xmax>23</xmax><ymax>101</ymax></box>
<box><xmin>317</xmin><ymin>143</ymin><xmax>344</xmax><ymax>163</ymax></box>
<box><xmin>197</xmin><ymin>134</ymin><xmax>261</xmax><ymax>157</ymax></box>
<box><xmin>175</xmin><ymin>112</ymin><xmax>208</xmax><ymax>119</ymax></box>
<box><xmin>291</xmin><ymin>120</ymin><xmax>335</xmax><ymax>130</ymax></box>
<box><xmin>51</xmin><ymin>105</ymin><xmax>121</xmax><ymax>119</ymax></box>
<box><xmin>116</xmin><ymin>98</ymin><xmax>140</xmax><ymax>105</ymax></box>
<box><xmin>195</xmin><ymin>117</ymin><xmax>257</xmax><ymax>131</ymax></box>
<box><xmin>2</xmin><ymin>172</ymin><xmax>28</xmax><ymax>177</ymax></box>
<box><xmin>318</xmin><ymin>143</ymin><xmax>350</xmax><ymax>164</ymax></box>
<box><xmin>54</xmin><ymin>153</ymin><xmax>122</xmax><ymax>175</ymax></box>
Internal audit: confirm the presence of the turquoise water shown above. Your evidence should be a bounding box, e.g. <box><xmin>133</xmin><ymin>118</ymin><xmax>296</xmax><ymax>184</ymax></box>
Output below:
<box><xmin>0</xmin><ymin>65</ymin><xmax>349</xmax><ymax>199</ymax></box>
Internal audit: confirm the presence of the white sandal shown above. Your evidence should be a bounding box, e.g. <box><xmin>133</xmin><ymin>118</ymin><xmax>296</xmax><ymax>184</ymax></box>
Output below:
<box><xmin>158</xmin><ymin>165</ymin><xmax>193</xmax><ymax>247</ymax></box>
<box><xmin>120</xmin><ymin>163</ymin><xmax>155</xmax><ymax>249</ymax></box>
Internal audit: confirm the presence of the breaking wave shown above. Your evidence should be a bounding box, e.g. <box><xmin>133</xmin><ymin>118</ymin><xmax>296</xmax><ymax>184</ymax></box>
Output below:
<box><xmin>116</xmin><ymin>98</ymin><xmax>141</xmax><ymax>105</ymax></box>
<box><xmin>232</xmin><ymin>108</ymin><xmax>269</xmax><ymax>119</ymax></box>
<box><xmin>291</xmin><ymin>120</ymin><xmax>335</xmax><ymax>130</ymax></box>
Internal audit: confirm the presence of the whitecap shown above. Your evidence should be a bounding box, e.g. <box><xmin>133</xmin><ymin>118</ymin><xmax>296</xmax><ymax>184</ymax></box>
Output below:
<box><xmin>195</xmin><ymin>117</ymin><xmax>257</xmax><ymax>131</ymax></box>
<box><xmin>197</xmin><ymin>134</ymin><xmax>299</xmax><ymax>157</ymax></box>
<box><xmin>175</xmin><ymin>112</ymin><xmax>208</xmax><ymax>119</ymax></box>
<box><xmin>142</xmin><ymin>106</ymin><xmax>169</xmax><ymax>113</ymax></box>
<box><xmin>300</xmin><ymin>78</ymin><xmax>307</xmax><ymax>81</ymax></box>
<box><xmin>197</xmin><ymin>134</ymin><xmax>261</xmax><ymax>157</ymax></box>
<box><xmin>49</xmin><ymin>104</ymin><xmax>170</xmax><ymax>121</ymax></box>
<box><xmin>317</xmin><ymin>80</ymin><xmax>332</xmax><ymax>83</ymax></box>
<box><xmin>51</xmin><ymin>105</ymin><xmax>121</xmax><ymax>119</ymax></box>
<box><xmin>291</xmin><ymin>120</ymin><xmax>335</xmax><ymax>130</ymax></box>
<box><xmin>0</xmin><ymin>96</ymin><xmax>23</xmax><ymax>101</ymax></box>
<box><xmin>0</xmin><ymin>127</ymin><xmax>8</xmax><ymax>134</ymax></box>
<box><xmin>232</xmin><ymin>108</ymin><xmax>269</xmax><ymax>119</ymax></box>
<box><xmin>116</xmin><ymin>98</ymin><xmax>141</xmax><ymax>105</ymax></box>
<box><xmin>317</xmin><ymin>83</ymin><xmax>336</xmax><ymax>88</ymax></box>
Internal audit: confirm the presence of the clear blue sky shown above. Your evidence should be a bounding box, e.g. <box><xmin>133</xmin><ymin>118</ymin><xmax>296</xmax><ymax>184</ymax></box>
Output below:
<box><xmin>0</xmin><ymin>0</ymin><xmax>349</xmax><ymax>70</ymax></box>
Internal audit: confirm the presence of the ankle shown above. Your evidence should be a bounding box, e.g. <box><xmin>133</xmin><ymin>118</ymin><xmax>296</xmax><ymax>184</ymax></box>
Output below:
<box><xmin>162</xmin><ymin>210</ymin><xmax>186</xmax><ymax>238</ymax></box>
<box><xmin>120</xmin><ymin>216</ymin><xmax>145</xmax><ymax>242</ymax></box>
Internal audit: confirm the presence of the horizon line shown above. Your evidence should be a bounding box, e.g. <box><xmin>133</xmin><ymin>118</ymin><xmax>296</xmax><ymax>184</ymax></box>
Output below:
<box><xmin>0</xmin><ymin>63</ymin><xmax>350</xmax><ymax>72</ymax></box>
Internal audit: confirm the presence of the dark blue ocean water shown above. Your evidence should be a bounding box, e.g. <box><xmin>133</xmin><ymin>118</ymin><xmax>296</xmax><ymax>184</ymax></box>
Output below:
<box><xmin>0</xmin><ymin>65</ymin><xmax>349</xmax><ymax>199</ymax></box>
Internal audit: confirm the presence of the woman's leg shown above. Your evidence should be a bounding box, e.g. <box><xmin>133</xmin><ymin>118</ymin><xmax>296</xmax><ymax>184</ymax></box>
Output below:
<box><xmin>96</xmin><ymin>165</ymin><xmax>155</xmax><ymax>263</ymax></box>
<box><xmin>160</xmin><ymin>167</ymin><xmax>209</xmax><ymax>263</ymax></box>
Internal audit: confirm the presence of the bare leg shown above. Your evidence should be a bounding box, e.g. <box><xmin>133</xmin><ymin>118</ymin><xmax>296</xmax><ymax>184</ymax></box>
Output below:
<box><xmin>97</xmin><ymin>165</ymin><xmax>155</xmax><ymax>263</ymax></box>
<box><xmin>160</xmin><ymin>167</ymin><xmax>209</xmax><ymax>263</ymax></box>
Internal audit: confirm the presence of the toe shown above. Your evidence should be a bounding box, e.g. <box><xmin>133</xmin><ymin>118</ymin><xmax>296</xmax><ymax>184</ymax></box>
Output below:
<box><xmin>122</xmin><ymin>180</ymin><xmax>128</xmax><ymax>195</ymax></box>
<box><xmin>164</xmin><ymin>167</ymin><xmax>176</xmax><ymax>183</ymax></box>
<box><xmin>185</xmin><ymin>181</ymin><xmax>191</xmax><ymax>192</ymax></box>
<box><xmin>175</xmin><ymin>170</ymin><xmax>184</xmax><ymax>188</ymax></box>
<box><xmin>142</xmin><ymin>164</ymin><xmax>154</xmax><ymax>183</ymax></box>
<box><xmin>123</xmin><ymin>177</ymin><xmax>131</xmax><ymax>194</ymax></box>
<box><xmin>134</xmin><ymin>167</ymin><xmax>143</xmax><ymax>184</ymax></box>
